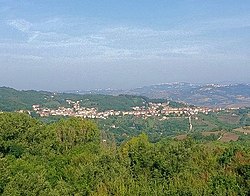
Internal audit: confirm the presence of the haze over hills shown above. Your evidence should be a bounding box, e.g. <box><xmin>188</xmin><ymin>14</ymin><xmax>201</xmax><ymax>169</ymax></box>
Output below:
<box><xmin>67</xmin><ymin>83</ymin><xmax>250</xmax><ymax>108</ymax></box>
<box><xmin>1</xmin><ymin>1</ymin><xmax>250</xmax><ymax>195</ymax></box>
<box><xmin>1</xmin><ymin>82</ymin><xmax>249</xmax><ymax>111</ymax></box>
<box><xmin>0</xmin><ymin>87</ymin><xmax>146</xmax><ymax>112</ymax></box>
<box><xmin>1</xmin><ymin>85</ymin><xmax>250</xmax><ymax>144</ymax></box>
<box><xmin>0</xmin><ymin>86</ymin><xmax>185</xmax><ymax>113</ymax></box>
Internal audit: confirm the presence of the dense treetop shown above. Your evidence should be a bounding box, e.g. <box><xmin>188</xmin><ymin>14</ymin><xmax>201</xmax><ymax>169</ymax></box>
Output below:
<box><xmin>0</xmin><ymin>113</ymin><xmax>249</xmax><ymax>195</ymax></box>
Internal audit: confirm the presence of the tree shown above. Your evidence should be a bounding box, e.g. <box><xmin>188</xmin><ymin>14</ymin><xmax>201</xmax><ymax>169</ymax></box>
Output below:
<box><xmin>47</xmin><ymin>118</ymin><xmax>100</xmax><ymax>153</ymax></box>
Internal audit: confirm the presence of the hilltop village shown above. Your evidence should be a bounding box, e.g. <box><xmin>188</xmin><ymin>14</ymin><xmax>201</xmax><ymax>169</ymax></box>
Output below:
<box><xmin>32</xmin><ymin>99</ymin><xmax>226</xmax><ymax>119</ymax></box>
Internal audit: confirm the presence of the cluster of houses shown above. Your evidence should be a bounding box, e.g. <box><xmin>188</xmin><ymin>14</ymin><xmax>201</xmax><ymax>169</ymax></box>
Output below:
<box><xmin>32</xmin><ymin>99</ymin><xmax>223</xmax><ymax>119</ymax></box>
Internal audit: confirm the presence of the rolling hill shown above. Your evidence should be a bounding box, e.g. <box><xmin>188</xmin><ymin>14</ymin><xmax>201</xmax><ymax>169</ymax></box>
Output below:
<box><xmin>69</xmin><ymin>83</ymin><xmax>250</xmax><ymax>108</ymax></box>
<box><xmin>0</xmin><ymin>87</ymin><xmax>175</xmax><ymax>112</ymax></box>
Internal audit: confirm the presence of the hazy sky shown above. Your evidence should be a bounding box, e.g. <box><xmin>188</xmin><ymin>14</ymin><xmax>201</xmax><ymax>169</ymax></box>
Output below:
<box><xmin>0</xmin><ymin>0</ymin><xmax>250</xmax><ymax>91</ymax></box>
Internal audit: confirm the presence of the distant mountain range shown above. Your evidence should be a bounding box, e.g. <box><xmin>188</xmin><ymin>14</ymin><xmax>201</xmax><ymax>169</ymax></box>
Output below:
<box><xmin>66</xmin><ymin>83</ymin><xmax>250</xmax><ymax>108</ymax></box>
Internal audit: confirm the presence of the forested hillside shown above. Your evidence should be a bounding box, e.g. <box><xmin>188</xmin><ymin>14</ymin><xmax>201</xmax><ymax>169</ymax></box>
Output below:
<box><xmin>0</xmin><ymin>87</ymin><xmax>152</xmax><ymax>112</ymax></box>
<box><xmin>0</xmin><ymin>113</ymin><xmax>249</xmax><ymax>195</ymax></box>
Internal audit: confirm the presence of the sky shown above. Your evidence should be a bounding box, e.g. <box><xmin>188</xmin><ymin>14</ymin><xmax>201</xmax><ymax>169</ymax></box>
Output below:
<box><xmin>0</xmin><ymin>0</ymin><xmax>250</xmax><ymax>91</ymax></box>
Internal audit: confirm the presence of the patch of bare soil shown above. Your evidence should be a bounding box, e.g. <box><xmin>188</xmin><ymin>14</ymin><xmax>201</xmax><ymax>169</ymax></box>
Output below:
<box><xmin>219</xmin><ymin>132</ymin><xmax>239</xmax><ymax>142</ymax></box>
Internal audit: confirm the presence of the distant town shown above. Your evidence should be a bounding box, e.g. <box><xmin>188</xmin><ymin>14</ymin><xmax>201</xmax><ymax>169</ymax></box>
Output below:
<box><xmin>32</xmin><ymin>99</ymin><xmax>237</xmax><ymax>120</ymax></box>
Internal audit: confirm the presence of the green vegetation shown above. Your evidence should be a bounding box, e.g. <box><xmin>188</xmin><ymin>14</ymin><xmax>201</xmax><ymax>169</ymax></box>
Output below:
<box><xmin>2</xmin><ymin>87</ymin><xmax>249</xmax><ymax>143</ymax></box>
<box><xmin>1</xmin><ymin>112</ymin><xmax>250</xmax><ymax>195</ymax></box>
<box><xmin>38</xmin><ymin>108</ymin><xmax>250</xmax><ymax>144</ymax></box>
<box><xmin>70</xmin><ymin>94</ymin><xmax>146</xmax><ymax>111</ymax></box>
<box><xmin>192</xmin><ymin>109</ymin><xmax>250</xmax><ymax>132</ymax></box>
<box><xmin>0</xmin><ymin>87</ymin><xmax>170</xmax><ymax>112</ymax></box>
<box><xmin>0</xmin><ymin>87</ymin><xmax>56</xmax><ymax>111</ymax></box>
<box><xmin>97</xmin><ymin>116</ymin><xmax>189</xmax><ymax>143</ymax></box>
<box><xmin>96</xmin><ymin>108</ymin><xmax>250</xmax><ymax>144</ymax></box>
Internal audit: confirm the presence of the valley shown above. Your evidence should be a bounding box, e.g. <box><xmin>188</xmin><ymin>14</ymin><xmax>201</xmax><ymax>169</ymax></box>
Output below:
<box><xmin>1</xmin><ymin>86</ymin><xmax>249</xmax><ymax>144</ymax></box>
